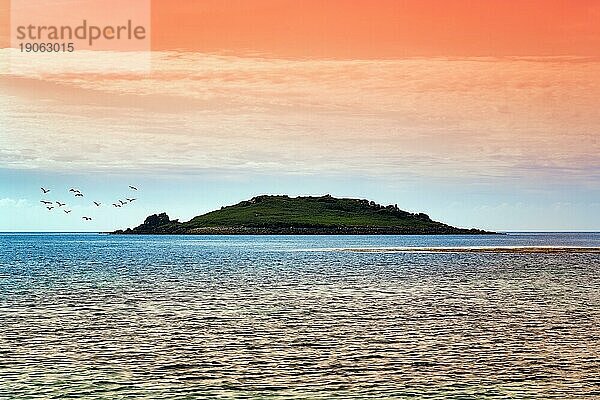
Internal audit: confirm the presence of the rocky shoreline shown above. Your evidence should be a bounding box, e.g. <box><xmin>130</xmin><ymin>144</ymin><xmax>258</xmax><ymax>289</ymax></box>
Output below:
<box><xmin>113</xmin><ymin>223</ymin><xmax>494</xmax><ymax>235</ymax></box>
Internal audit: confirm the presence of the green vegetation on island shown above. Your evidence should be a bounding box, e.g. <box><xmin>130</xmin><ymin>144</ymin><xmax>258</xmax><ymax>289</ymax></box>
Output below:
<box><xmin>114</xmin><ymin>195</ymin><xmax>495</xmax><ymax>235</ymax></box>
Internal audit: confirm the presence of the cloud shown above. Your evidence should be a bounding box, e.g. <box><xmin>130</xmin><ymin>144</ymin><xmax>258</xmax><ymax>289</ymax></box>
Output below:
<box><xmin>0</xmin><ymin>198</ymin><xmax>28</xmax><ymax>208</ymax></box>
<box><xmin>0</xmin><ymin>50</ymin><xmax>599</xmax><ymax>185</ymax></box>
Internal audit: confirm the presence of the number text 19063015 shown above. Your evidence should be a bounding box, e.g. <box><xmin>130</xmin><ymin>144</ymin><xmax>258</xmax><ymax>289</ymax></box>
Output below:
<box><xmin>19</xmin><ymin>42</ymin><xmax>75</xmax><ymax>52</ymax></box>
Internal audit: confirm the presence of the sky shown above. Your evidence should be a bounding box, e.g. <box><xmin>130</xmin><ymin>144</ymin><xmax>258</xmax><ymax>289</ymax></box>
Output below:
<box><xmin>1</xmin><ymin>0</ymin><xmax>599</xmax><ymax>232</ymax></box>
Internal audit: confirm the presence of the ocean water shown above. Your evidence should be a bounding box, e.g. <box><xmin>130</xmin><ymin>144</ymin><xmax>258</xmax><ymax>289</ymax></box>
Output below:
<box><xmin>0</xmin><ymin>233</ymin><xmax>599</xmax><ymax>399</ymax></box>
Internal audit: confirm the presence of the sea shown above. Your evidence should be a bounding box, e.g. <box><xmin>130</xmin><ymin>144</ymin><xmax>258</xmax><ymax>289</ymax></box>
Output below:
<box><xmin>0</xmin><ymin>233</ymin><xmax>599</xmax><ymax>399</ymax></box>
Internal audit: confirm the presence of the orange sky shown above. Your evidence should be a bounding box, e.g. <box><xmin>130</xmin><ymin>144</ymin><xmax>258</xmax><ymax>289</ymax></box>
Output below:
<box><xmin>0</xmin><ymin>0</ymin><xmax>7</xmax><ymax>48</ymax></box>
<box><xmin>150</xmin><ymin>0</ymin><xmax>600</xmax><ymax>57</ymax></box>
<box><xmin>1</xmin><ymin>0</ymin><xmax>600</xmax><ymax>56</ymax></box>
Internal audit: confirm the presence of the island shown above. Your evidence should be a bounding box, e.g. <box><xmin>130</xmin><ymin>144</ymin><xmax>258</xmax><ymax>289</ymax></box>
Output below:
<box><xmin>113</xmin><ymin>195</ymin><xmax>495</xmax><ymax>235</ymax></box>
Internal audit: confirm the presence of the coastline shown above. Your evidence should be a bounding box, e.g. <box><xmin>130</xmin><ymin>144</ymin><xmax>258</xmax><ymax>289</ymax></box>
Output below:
<box><xmin>112</xmin><ymin>226</ymin><xmax>498</xmax><ymax>235</ymax></box>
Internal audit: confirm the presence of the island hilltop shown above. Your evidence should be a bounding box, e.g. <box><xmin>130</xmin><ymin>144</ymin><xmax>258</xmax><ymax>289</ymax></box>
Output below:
<box><xmin>114</xmin><ymin>195</ymin><xmax>494</xmax><ymax>235</ymax></box>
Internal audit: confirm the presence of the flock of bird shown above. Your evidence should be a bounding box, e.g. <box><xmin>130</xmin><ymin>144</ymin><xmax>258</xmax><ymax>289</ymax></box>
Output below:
<box><xmin>40</xmin><ymin>185</ymin><xmax>139</xmax><ymax>222</ymax></box>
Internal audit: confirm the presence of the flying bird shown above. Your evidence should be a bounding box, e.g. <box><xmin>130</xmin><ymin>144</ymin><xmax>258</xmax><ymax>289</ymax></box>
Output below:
<box><xmin>64</xmin><ymin>210</ymin><xmax>72</xmax><ymax>214</ymax></box>
<box><xmin>82</xmin><ymin>217</ymin><xmax>92</xmax><ymax>221</ymax></box>
<box><xmin>126</xmin><ymin>198</ymin><xmax>137</xmax><ymax>202</ymax></box>
<box><xmin>41</xmin><ymin>187</ymin><xmax>50</xmax><ymax>194</ymax></box>
<box><xmin>129</xmin><ymin>186</ymin><xmax>138</xmax><ymax>191</ymax></box>
<box><xmin>46</xmin><ymin>206</ymin><xmax>54</xmax><ymax>211</ymax></box>
<box><xmin>112</xmin><ymin>203</ymin><xmax>121</xmax><ymax>208</ymax></box>
<box><xmin>69</xmin><ymin>188</ymin><xmax>80</xmax><ymax>193</ymax></box>
<box><xmin>119</xmin><ymin>200</ymin><xmax>127</xmax><ymax>205</ymax></box>
<box><xmin>75</xmin><ymin>193</ymin><xmax>84</xmax><ymax>197</ymax></box>
<box><xmin>56</xmin><ymin>201</ymin><xmax>66</xmax><ymax>207</ymax></box>
<box><xmin>93</xmin><ymin>201</ymin><xmax>101</xmax><ymax>207</ymax></box>
<box><xmin>40</xmin><ymin>200</ymin><xmax>53</xmax><ymax>205</ymax></box>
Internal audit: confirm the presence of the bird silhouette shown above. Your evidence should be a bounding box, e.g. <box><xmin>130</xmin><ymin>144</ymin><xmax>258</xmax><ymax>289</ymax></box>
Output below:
<box><xmin>46</xmin><ymin>206</ymin><xmax>54</xmax><ymax>211</ymax></box>
<box><xmin>41</xmin><ymin>187</ymin><xmax>50</xmax><ymax>194</ymax></box>
<box><xmin>82</xmin><ymin>217</ymin><xmax>92</xmax><ymax>221</ymax></box>
<box><xmin>40</xmin><ymin>200</ymin><xmax>53</xmax><ymax>205</ymax></box>
<box><xmin>112</xmin><ymin>203</ymin><xmax>121</xmax><ymax>208</ymax></box>
<box><xmin>93</xmin><ymin>201</ymin><xmax>101</xmax><ymax>207</ymax></box>
<box><xmin>129</xmin><ymin>185</ymin><xmax>138</xmax><ymax>191</ymax></box>
<box><xmin>119</xmin><ymin>200</ymin><xmax>127</xmax><ymax>205</ymax></box>
<box><xmin>56</xmin><ymin>201</ymin><xmax>66</xmax><ymax>207</ymax></box>
<box><xmin>75</xmin><ymin>193</ymin><xmax>84</xmax><ymax>197</ymax></box>
<box><xmin>69</xmin><ymin>188</ymin><xmax>80</xmax><ymax>193</ymax></box>
<box><xmin>64</xmin><ymin>210</ymin><xmax>72</xmax><ymax>214</ymax></box>
<box><xmin>126</xmin><ymin>198</ymin><xmax>137</xmax><ymax>202</ymax></box>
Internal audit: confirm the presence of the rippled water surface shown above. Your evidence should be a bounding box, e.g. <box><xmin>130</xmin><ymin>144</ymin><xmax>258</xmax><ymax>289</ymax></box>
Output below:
<box><xmin>1</xmin><ymin>233</ymin><xmax>599</xmax><ymax>399</ymax></box>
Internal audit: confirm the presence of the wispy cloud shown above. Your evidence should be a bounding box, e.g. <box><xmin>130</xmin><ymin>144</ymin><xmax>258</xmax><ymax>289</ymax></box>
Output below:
<box><xmin>0</xmin><ymin>198</ymin><xmax>29</xmax><ymax>208</ymax></box>
<box><xmin>1</xmin><ymin>51</ymin><xmax>599</xmax><ymax>185</ymax></box>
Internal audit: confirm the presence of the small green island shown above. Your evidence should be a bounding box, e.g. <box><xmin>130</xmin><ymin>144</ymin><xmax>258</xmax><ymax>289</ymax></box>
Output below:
<box><xmin>114</xmin><ymin>195</ymin><xmax>494</xmax><ymax>235</ymax></box>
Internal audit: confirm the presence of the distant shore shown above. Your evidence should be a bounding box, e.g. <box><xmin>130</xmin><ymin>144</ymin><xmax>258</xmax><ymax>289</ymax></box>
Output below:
<box><xmin>113</xmin><ymin>225</ymin><xmax>496</xmax><ymax>235</ymax></box>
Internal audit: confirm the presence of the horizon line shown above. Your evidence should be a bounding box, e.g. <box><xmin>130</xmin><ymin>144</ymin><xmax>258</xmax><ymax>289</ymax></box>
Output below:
<box><xmin>2</xmin><ymin>231</ymin><xmax>600</xmax><ymax>234</ymax></box>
